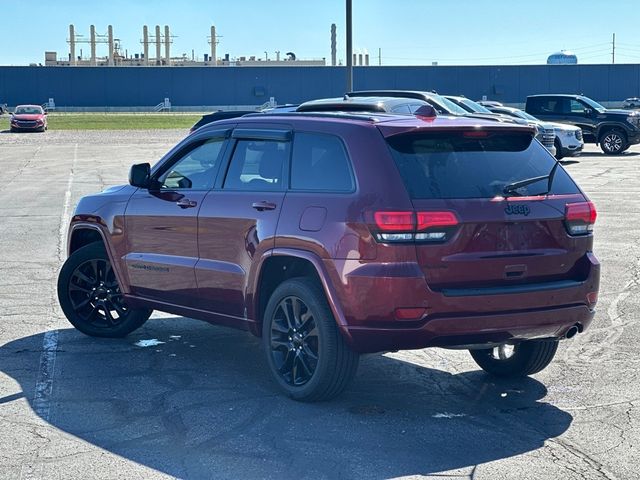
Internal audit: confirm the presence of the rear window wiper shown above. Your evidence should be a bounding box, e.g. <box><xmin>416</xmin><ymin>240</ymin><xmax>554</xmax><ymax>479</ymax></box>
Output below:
<box><xmin>503</xmin><ymin>161</ymin><xmax>560</xmax><ymax>197</ymax></box>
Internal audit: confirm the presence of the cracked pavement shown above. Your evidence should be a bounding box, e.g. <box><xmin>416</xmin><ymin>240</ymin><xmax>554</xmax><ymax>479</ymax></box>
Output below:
<box><xmin>0</xmin><ymin>130</ymin><xmax>638</xmax><ymax>479</ymax></box>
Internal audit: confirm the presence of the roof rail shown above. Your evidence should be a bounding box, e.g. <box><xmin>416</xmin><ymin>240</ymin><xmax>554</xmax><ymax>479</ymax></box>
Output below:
<box><xmin>346</xmin><ymin>90</ymin><xmax>431</xmax><ymax>101</ymax></box>
<box><xmin>243</xmin><ymin>111</ymin><xmax>385</xmax><ymax>122</ymax></box>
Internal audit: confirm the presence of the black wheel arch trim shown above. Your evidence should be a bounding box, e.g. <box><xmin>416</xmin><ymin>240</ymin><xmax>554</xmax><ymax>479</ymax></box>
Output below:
<box><xmin>68</xmin><ymin>222</ymin><xmax>130</xmax><ymax>296</ymax></box>
<box><xmin>595</xmin><ymin>123</ymin><xmax>632</xmax><ymax>140</ymax></box>
<box><xmin>253</xmin><ymin>247</ymin><xmax>353</xmax><ymax>344</ymax></box>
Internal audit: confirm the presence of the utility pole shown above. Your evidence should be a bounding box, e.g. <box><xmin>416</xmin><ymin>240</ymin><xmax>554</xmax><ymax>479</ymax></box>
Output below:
<box><xmin>346</xmin><ymin>0</ymin><xmax>353</xmax><ymax>91</ymax></box>
<box><xmin>378</xmin><ymin>47</ymin><xmax>381</xmax><ymax>66</ymax></box>
<box><xmin>612</xmin><ymin>33</ymin><xmax>616</xmax><ymax>64</ymax></box>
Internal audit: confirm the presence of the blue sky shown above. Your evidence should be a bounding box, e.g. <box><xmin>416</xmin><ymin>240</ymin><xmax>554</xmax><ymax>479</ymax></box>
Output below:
<box><xmin>1</xmin><ymin>0</ymin><xmax>639</xmax><ymax>66</ymax></box>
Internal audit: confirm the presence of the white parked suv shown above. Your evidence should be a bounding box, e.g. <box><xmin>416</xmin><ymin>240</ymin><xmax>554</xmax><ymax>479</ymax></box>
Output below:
<box><xmin>488</xmin><ymin>106</ymin><xmax>583</xmax><ymax>159</ymax></box>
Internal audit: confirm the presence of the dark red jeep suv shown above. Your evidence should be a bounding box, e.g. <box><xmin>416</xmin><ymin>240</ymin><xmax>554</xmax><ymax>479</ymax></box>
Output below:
<box><xmin>57</xmin><ymin>110</ymin><xmax>600</xmax><ymax>401</ymax></box>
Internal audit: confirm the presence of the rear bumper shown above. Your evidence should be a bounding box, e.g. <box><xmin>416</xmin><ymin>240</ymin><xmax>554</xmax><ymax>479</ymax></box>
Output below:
<box><xmin>346</xmin><ymin>304</ymin><xmax>594</xmax><ymax>353</ymax></box>
<box><xmin>331</xmin><ymin>252</ymin><xmax>600</xmax><ymax>353</ymax></box>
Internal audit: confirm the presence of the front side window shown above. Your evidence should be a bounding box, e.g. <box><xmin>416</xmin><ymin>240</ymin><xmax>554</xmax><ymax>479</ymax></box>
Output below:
<box><xmin>224</xmin><ymin>139</ymin><xmax>289</xmax><ymax>191</ymax></box>
<box><xmin>290</xmin><ymin>133</ymin><xmax>354</xmax><ymax>192</ymax></box>
<box><xmin>570</xmin><ymin>100</ymin><xmax>587</xmax><ymax>114</ymax></box>
<box><xmin>156</xmin><ymin>138</ymin><xmax>225</xmax><ymax>190</ymax></box>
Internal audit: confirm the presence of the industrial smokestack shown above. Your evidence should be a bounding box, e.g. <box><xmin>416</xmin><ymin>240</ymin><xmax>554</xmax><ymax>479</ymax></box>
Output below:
<box><xmin>143</xmin><ymin>25</ymin><xmax>149</xmax><ymax>65</ymax></box>
<box><xmin>90</xmin><ymin>25</ymin><xmax>96</xmax><ymax>65</ymax></box>
<box><xmin>69</xmin><ymin>25</ymin><xmax>76</xmax><ymax>66</ymax></box>
<box><xmin>155</xmin><ymin>25</ymin><xmax>161</xmax><ymax>65</ymax></box>
<box><xmin>330</xmin><ymin>24</ymin><xmax>337</xmax><ymax>66</ymax></box>
<box><xmin>365</xmin><ymin>53</ymin><xmax>369</xmax><ymax>66</ymax></box>
<box><xmin>210</xmin><ymin>26</ymin><xmax>217</xmax><ymax>66</ymax></box>
<box><xmin>108</xmin><ymin>25</ymin><xmax>114</xmax><ymax>66</ymax></box>
<box><xmin>358</xmin><ymin>53</ymin><xmax>363</xmax><ymax>66</ymax></box>
<box><xmin>164</xmin><ymin>25</ymin><xmax>170</xmax><ymax>65</ymax></box>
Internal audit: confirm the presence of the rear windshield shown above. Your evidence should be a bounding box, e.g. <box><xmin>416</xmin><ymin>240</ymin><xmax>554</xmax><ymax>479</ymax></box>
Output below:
<box><xmin>386</xmin><ymin>132</ymin><xmax>580</xmax><ymax>199</ymax></box>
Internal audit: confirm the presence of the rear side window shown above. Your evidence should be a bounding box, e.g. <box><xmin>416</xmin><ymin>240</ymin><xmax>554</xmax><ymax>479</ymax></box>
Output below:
<box><xmin>224</xmin><ymin>139</ymin><xmax>289</xmax><ymax>191</ymax></box>
<box><xmin>387</xmin><ymin>132</ymin><xmax>580</xmax><ymax>199</ymax></box>
<box><xmin>290</xmin><ymin>133</ymin><xmax>354</xmax><ymax>192</ymax></box>
<box><xmin>528</xmin><ymin>97</ymin><xmax>565</xmax><ymax>115</ymax></box>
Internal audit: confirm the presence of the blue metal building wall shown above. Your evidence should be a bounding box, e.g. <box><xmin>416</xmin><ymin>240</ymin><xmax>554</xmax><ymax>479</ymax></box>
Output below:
<box><xmin>0</xmin><ymin>64</ymin><xmax>638</xmax><ymax>107</ymax></box>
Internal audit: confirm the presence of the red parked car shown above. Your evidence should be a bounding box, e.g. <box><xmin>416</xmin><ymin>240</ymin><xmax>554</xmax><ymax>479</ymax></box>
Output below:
<box><xmin>10</xmin><ymin>105</ymin><xmax>48</xmax><ymax>132</ymax></box>
<box><xmin>57</xmin><ymin>110</ymin><xmax>600</xmax><ymax>401</ymax></box>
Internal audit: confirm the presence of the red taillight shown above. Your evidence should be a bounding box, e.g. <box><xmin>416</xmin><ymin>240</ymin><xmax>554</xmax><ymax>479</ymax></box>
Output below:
<box><xmin>374</xmin><ymin>211</ymin><xmax>415</xmax><ymax>232</ymax></box>
<box><xmin>373</xmin><ymin>211</ymin><xmax>458</xmax><ymax>243</ymax></box>
<box><xmin>586</xmin><ymin>292</ymin><xmax>598</xmax><ymax>307</ymax></box>
<box><xmin>416</xmin><ymin>211</ymin><xmax>458</xmax><ymax>230</ymax></box>
<box><xmin>565</xmin><ymin>201</ymin><xmax>596</xmax><ymax>235</ymax></box>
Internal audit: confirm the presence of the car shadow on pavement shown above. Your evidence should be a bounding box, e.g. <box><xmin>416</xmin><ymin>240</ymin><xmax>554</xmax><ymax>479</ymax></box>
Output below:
<box><xmin>0</xmin><ymin>317</ymin><xmax>573</xmax><ymax>479</ymax></box>
<box><xmin>579</xmin><ymin>151</ymin><xmax>640</xmax><ymax>157</ymax></box>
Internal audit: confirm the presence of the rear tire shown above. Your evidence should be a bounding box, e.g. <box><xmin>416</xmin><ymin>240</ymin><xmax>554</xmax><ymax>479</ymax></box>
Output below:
<box><xmin>262</xmin><ymin>277</ymin><xmax>359</xmax><ymax>401</ymax></box>
<box><xmin>469</xmin><ymin>339</ymin><xmax>559</xmax><ymax>377</ymax></box>
<box><xmin>600</xmin><ymin>129</ymin><xmax>628</xmax><ymax>155</ymax></box>
<box><xmin>58</xmin><ymin>242</ymin><xmax>152</xmax><ymax>338</ymax></box>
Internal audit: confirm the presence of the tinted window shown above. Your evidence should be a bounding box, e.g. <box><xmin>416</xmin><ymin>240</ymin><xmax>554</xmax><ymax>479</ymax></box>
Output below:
<box><xmin>390</xmin><ymin>104</ymin><xmax>412</xmax><ymax>114</ymax></box>
<box><xmin>460</xmin><ymin>99</ymin><xmax>492</xmax><ymax>113</ymax></box>
<box><xmin>387</xmin><ymin>132</ymin><xmax>580</xmax><ymax>199</ymax></box>
<box><xmin>290</xmin><ymin>133</ymin><xmax>354</xmax><ymax>192</ymax></box>
<box><xmin>528</xmin><ymin>97</ymin><xmax>564</xmax><ymax>115</ymax></box>
<box><xmin>570</xmin><ymin>99</ymin><xmax>587</xmax><ymax>114</ymax></box>
<box><xmin>224</xmin><ymin>139</ymin><xmax>289</xmax><ymax>191</ymax></box>
<box><xmin>156</xmin><ymin>138</ymin><xmax>225</xmax><ymax>190</ymax></box>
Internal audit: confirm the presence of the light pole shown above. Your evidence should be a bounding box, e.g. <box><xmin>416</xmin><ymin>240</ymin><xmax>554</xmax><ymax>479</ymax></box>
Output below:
<box><xmin>346</xmin><ymin>0</ymin><xmax>353</xmax><ymax>91</ymax></box>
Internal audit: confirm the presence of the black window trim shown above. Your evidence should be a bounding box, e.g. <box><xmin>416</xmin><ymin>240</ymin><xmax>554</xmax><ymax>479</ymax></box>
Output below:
<box><xmin>220</xmin><ymin>136</ymin><xmax>291</xmax><ymax>192</ymax></box>
<box><xmin>150</xmin><ymin>131</ymin><xmax>231</xmax><ymax>191</ymax></box>
<box><xmin>287</xmin><ymin>130</ymin><xmax>357</xmax><ymax>194</ymax></box>
<box><xmin>232</xmin><ymin>128</ymin><xmax>292</xmax><ymax>141</ymax></box>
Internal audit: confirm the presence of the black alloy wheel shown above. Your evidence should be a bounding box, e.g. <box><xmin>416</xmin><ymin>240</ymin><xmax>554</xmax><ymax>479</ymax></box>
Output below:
<box><xmin>58</xmin><ymin>242</ymin><xmax>151</xmax><ymax>337</ymax></box>
<box><xmin>269</xmin><ymin>295</ymin><xmax>319</xmax><ymax>386</ymax></box>
<box><xmin>68</xmin><ymin>257</ymin><xmax>127</xmax><ymax>329</ymax></box>
<box><xmin>263</xmin><ymin>278</ymin><xmax>359</xmax><ymax>401</ymax></box>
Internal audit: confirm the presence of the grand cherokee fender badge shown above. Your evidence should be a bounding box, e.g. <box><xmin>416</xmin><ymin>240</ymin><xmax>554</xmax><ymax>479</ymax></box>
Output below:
<box><xmin>504</xmin><ymin>204</ymin><xmax>530</xmax><ymax>216</ymax></box>
<box><xmin>130</xmin><ymin>263</ymin><xmax>170</xmax><ymax>273</ymax></box>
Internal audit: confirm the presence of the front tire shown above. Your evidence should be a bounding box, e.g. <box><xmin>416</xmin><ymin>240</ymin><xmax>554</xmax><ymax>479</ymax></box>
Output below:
<box><xmin>600</xmin><ymin>129</ymin><xmax>628</xmax><ymax>155</ymax></box>
<box><xmin>469</xmin><ymin>340</ymin><xmax>559</xmax><ymax>377</ymax></box>
<box><xmin>262</xmin><ymin>278</ymin><xmax>359</xmax><ymax>401</ymax></box>
<box><xmin>554</xmin><ymin>139</ymin><xmax>564</xmax><ymax>160</ymax></box>
<box><xmin>57</xmin><ymin>242</ymin><xmax>152</xmax><ymax>338</ymax></box>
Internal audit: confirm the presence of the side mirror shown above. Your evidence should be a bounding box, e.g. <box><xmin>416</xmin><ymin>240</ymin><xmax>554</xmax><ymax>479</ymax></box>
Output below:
<box><xmin>584</xmin><ymin>108</ymin><xmax>593</xmax><ymax>117</ymax></box>
<box><xmin>129</xmin><ymin>163</ymin><xmax>151</xmax><ymax>188</ymax></box>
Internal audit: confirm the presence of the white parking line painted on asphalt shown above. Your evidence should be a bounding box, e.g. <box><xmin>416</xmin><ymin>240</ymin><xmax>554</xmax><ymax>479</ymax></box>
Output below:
<box><xmin>57</xmin><ymin>143</ymin><xmax>77</xmax><ymax>262</ymax></box>
<box><xmin>31</xmin><ymin>329</ymin><xmax>59</xmax><ymax>421</ymax></box>
<box><xmin>23</xmin><ymin>143</ymin><xmax>78</xmax><ymax>479</ymax></box>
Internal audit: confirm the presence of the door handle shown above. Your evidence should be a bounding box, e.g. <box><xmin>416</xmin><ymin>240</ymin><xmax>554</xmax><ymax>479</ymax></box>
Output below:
<box><xmin>176</xmin><ymin>198</ymin><xmax>198</xmax><ymax>209</ymax></box>
<box><xmin>252</xmin><ymin>201</ymin><xmax>277</xmax><ymax>211</ymax></box>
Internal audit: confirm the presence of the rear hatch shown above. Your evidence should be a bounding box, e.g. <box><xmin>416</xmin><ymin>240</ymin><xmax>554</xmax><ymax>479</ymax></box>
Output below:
<box><xmin>381</xmin><ymin>127</ymin><xmax>594</xmax><ymax>293</ymax></box>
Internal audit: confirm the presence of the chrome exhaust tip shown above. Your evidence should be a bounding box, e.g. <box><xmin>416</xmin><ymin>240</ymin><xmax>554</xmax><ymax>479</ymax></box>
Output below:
<box><xmin>564</xmin><ymin>325</ymin><xmax>579</xmax><ymax>339</ymax></box>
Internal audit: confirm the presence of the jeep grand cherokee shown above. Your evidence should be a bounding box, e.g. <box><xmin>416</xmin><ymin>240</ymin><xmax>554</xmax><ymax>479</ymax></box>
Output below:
<box><xmin>58</xmin><ymin>110</ymin><xmax>600</xmax><ymax>401</ymax></box>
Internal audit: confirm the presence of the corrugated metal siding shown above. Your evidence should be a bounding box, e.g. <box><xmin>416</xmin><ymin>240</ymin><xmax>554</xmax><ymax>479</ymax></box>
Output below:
<box><xmin>0</xmin><ymin>64</ymin><xmax>638</xmax><ymax>107</ymax></box>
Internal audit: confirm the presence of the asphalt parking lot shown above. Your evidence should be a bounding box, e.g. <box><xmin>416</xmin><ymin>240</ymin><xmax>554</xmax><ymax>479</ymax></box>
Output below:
<box><xmin>0</xmin><ymin>130</ymin><xmax>638</xmax><ymax>480</ymax></box>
